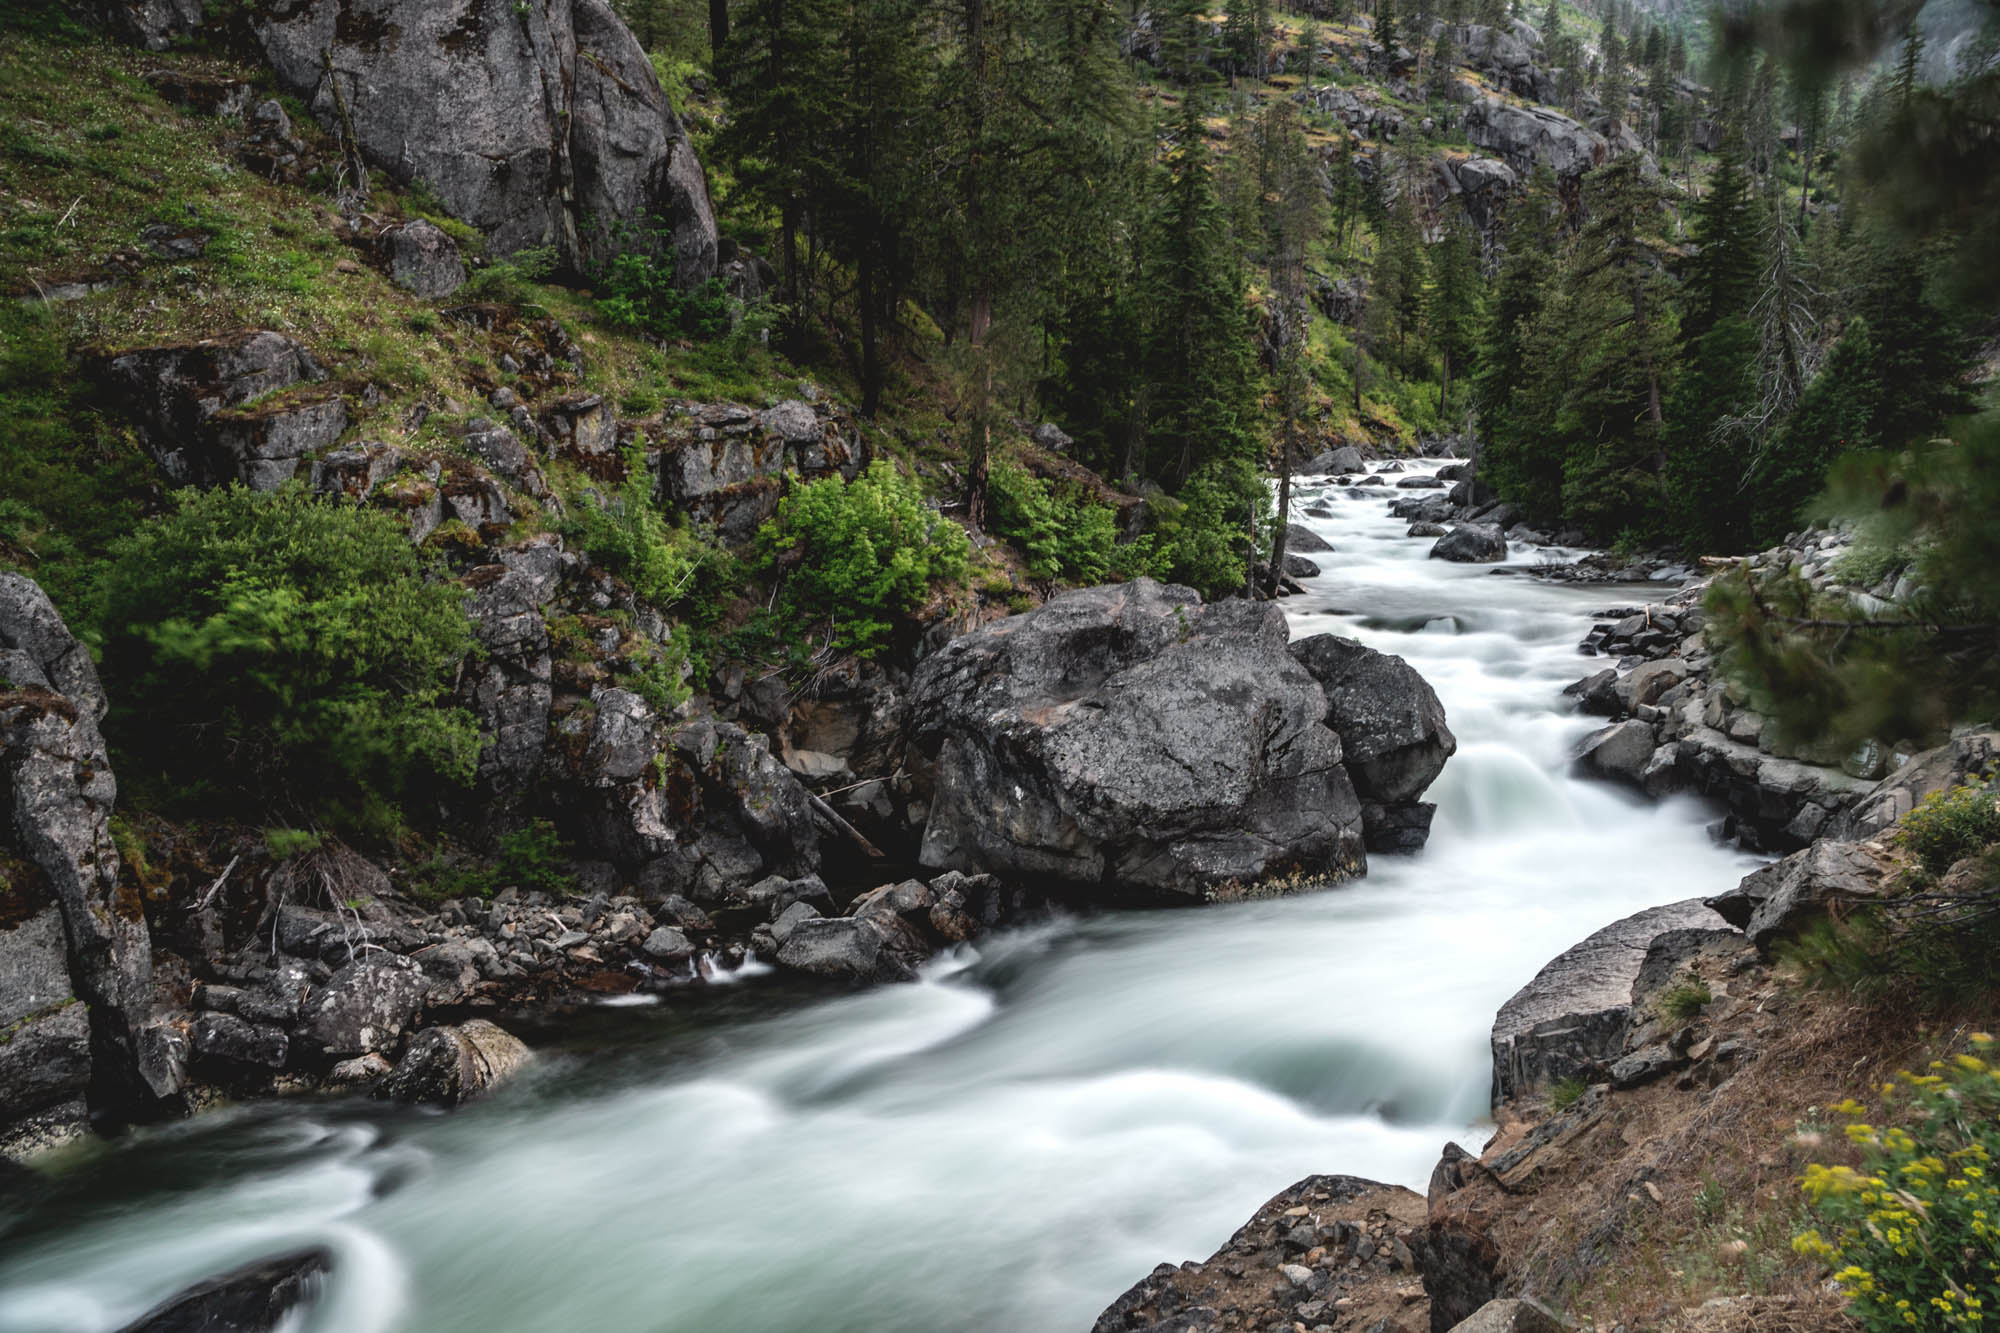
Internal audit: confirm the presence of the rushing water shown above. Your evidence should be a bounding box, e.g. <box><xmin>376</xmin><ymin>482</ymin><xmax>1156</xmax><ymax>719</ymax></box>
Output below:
<box><xmin>0</xmin><ymin>461</ymin><xmax>1762</xmax><ymax>1333</ymax></box>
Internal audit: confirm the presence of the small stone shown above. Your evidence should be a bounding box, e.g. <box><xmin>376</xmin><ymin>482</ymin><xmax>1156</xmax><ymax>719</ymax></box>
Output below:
<box><xmin>1278</xmin><ymin>1263</ymin><xmax>1315</xmax><ymax>1289</ymax></box>
<box><xmin>642</xmin><ymin>926</ymin><xmax>694</xmax><ymax>963</ymax></box>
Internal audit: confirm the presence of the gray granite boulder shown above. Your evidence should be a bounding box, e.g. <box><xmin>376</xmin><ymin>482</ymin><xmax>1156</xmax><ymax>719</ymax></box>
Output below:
<box><xmin>909</xmin><ymin>580</ymin><xmax>1365</xmax><ymax>902</ymax></box>
<box><xmin>251</xmin><ymin>0</ymin><xmax>717</xmax><ymax>281</ymax></box>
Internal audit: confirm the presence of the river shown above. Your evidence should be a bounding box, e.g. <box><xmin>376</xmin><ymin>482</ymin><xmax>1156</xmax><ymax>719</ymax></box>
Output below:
<box><xmin>0</xmin><ymin>459</ymin><xmax>1761</xmax><ymax>1333</ymax></box>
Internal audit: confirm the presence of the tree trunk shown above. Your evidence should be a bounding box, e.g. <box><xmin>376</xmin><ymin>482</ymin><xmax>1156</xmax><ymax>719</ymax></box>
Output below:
<box><xmin>859</xmin><ymin>246</ymin><xmax>882</xmax><ymax>418</ymax></box>
<box><xmin>1267</xmin><ymin>421</ymin><xmax>1294</xmax><ymax>598</ymax></box>
<box><xmin>710</xmin><ymin>0</ymin><xmax>729</xmax><ymax>64</ymax></box>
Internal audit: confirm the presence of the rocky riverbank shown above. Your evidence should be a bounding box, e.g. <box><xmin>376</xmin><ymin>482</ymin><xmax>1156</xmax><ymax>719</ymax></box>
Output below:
<box><xmin>0</xmin><ymin>569</ymin><xmax>1457</xmax><ymax>1160</ymax></box>
<box><xmin>1090</xmin><ymin>675</ymin><xmax>1999</xmax><ymax>1333</ymax></box>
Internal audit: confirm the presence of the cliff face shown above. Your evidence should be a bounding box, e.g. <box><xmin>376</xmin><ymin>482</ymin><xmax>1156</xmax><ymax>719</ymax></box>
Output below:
<box><xmin>0</xmin><ymin>575</ymin><xmax>167</xmax><ymax>1147</ymax></box>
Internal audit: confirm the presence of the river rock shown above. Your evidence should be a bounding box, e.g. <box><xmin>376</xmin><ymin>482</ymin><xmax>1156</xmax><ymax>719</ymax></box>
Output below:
<box><xmin>1573</xmin><ymin>719</ymin><xmax>1657</xmax><ymax>785</ymax></box>
<box><xmin>1704</xmin><ymin>839</ymin><xmax>1894</xmax><ymax>954</ymax></box>
<box><xmin>1430</xmin><ymin>525</ymin><xmax>1506</xmax><ymax>563</ymax></box>
<box><xmin>1489</xmin><ymin>898</ymin><xmax>1737</xmax><ymax>1106</ymax></box>
<box><xmin>0</xmin><ymin>909</ymin><xmax>92</xmax><ymax>1144</ymax></box>
<box><xmin>1301</xmin><ymin>445</ymin><xmax>1366</xmax><ymax>475</ymax></box>
<box><xmin>1281</xmin><ymin>553</ymin><xmax>1321</xmax><ymax>579</ymax></box>
<box><xmin>775</xmin><ymin>913</ymin><xmax>930</xmax><ymax>984</ymax></box>
<box><xmin>299</xmin><ymin>955</ymin><xmax>429</xmax><ymax>1057</ymax></box>
<box><xmin>190</xmin><ymin>1011</ymin><xmax>289</xmax><ymax>1070</ymax></box>
<box><xmin>118</xmin><ymin>1248</ymin><xmax>331</xmax><ymax>1333</ymax></box>
<box><xmin>375</xmin><ymin>1020</ymin><xmax>532</xmax><ymax>1107</ymax></box>
<box><xmin>249</xmin><ymin>0</ymin><xmax>718</xmax><ymax>281</ymax></box>
<box><xmin>1283</xmin><ymin>521</ymin><xmax>1334</xmax><ymax>554</ymax></box>
<box><xmin>1291</xmin><ymin>634</ymin><xmax>1457</xmax><ymax>805</ymax></box>
<box><xmin>909</xmin><ymin>580</ymin><xmax>1364</xmax><ymax>902</ymax></box>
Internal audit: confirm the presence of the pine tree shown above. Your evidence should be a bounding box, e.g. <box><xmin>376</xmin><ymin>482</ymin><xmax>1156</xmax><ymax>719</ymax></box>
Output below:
<box><xmin>1256</xmin><ymin>100</ymin><xmax>1326</xmax><ymax>593</ymax></box>
<box><xmin>1426</xmin><ymin>213</ymin><xmax>1483</xmax><ymax>415</ymax></box>
<box><xmin>1895</xmin><ymin>22</ymin><xmax>1926</xmax><ymax>112</ymax></box>
<box><xmin>1145</xmin><ymin>92</ymin><xmax>1263</xmax><ymax>485</ymax></box>
<box><xmin>1680</xmin><ymin>137</ymin><xmax>1759</xmax><ymax>342</ymax></box>
<box><xmin>1473</xmin><ymin>168</ymin><xmax>1565</xmax><ymax>516</ymax></box>
<box><xmin>1377</xmin><ymin>0</ymin><xmax>1400</xmax><ymax>54</ymax></box>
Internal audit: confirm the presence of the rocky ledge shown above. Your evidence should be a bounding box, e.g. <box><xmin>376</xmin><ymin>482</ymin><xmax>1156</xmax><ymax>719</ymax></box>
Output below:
<box><xmin>1562</xmin><ymin>525</ymin><xmax>2000</xmax><ymax>851</ymax></box>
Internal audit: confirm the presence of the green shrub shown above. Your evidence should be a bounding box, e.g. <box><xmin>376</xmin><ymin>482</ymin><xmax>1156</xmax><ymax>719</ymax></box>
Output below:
<box><xmin>988</xmin><ymin>459</ymin><xmax>1153</xmax><ymax>584</ymax></box>
<box><xmin>461</xmin><ymin>245</ymin><xmax>557</xmax><ymax>305</ymax></box>
<box><xmin>492</xmin><ymin>818</ymin><xmax>573</xmax><ymax>896</ymax></box>
<box><xmin>1549</xmin><ymin>1075</ymin><xmax>1589</xmax><ymax>1112</ymax></box>
<box><xmin>560</xmin><ymin>445</ymin><xmax>702</xmax><ymax>608</ymax></box>
<box><xmin>264</xmin><ymin>827</ymin><xmax>328</xmax><ymax>860</ymax></box>
<box><xmin>99</xmin><ymin>485</ymin><xmax>480</xmax><ymax>837</ymax></box>
<box><xmin>1900</xmin><ymin>781</ymin><xmax>2000</xmax><ymax>876</ymax></box>
<box><xmin>758</xmin><ymin>460</ymin><xmax>971</xmax><ymax>656</ymax></box>
<box><xmin>597</xmin><ymin>240</ymin><xmax>735</xmax><ymax>340</ymax></box>
<box><xmin>1658</xmin><ymin>976</ymin><xmax>1715</xmax><ymax>1020</ymax></box>
<box><xmin>1153</xmin><ymin>458</ymin><xmax>1270</xmax><ymax>599</ymax></box>
<box><xmin>1793</xmin><ymin>1035</ymin><xmax>2000</xmax><ymax>1330</ymax></box>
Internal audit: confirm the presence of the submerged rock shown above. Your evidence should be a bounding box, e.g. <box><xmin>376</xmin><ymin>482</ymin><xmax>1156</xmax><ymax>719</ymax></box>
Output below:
<box><xmin>909</xmin><ymin>580</ymin><xmax>1366</xmax><ymax>902</ymax></box>
<box><xmin>118</xmin><ymin>1248</ymin><xmax>330</xmax><ymax>1333</ymax></box>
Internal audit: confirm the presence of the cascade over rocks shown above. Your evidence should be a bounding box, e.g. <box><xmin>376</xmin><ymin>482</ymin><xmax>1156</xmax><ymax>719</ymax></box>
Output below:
<box><xmin>248</xmin><ymin>0</ymin><xmax>718</xmax><ymax>281</ymax></box>
<box><xmin>0</xmin><ymin>575</ymin><xmax>166</xmax><ymax>1140</ymax></box>
<box><xmin>910</xmin><ymin>580</ymin><xmax>1454</xmax><ymax>902</ymax></box>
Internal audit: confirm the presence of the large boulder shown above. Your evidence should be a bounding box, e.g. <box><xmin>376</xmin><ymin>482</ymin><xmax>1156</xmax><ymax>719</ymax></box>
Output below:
<box><xmin>1291</xmin><ymin>634</ymin><xmax>1457</xmax><ymax>806</ymax></box>
<box><xmin>1489</xmin><ymin>899</ymin><xmax>1737</xmax><ymax>1107</ymax></box>
<box><xmin>1</xmin><ymin>575</ymin><xmax>161</xmax><ymax>1135</ymax></box>
<box><xmin>76</xmin><ymin>0</ymin><xmax>205</xmax><ymax>50</ymax></box>
<box><xmin>299</xmin><ymin>955</ymin><xmax>429</xmax><ymax>1058</ymax></box>
<box><xmin>1429</xmin><ymin>524</ymin><xmax>1507</xmax><ymax>563</ymax></box>
<box><xmin>1300</xmin><ymin>444</ymin><xmax>1366</xmax><ymax>475</ymax></box>
<box><xmin>909</xmin><ymin>580</ymin><xmax>1365</xmax><ymax>902</ymax></box>
<box><xmin>377</xmin><ymin>219</ymin><xmax>466</xmax><ymax>299</ymax></box>
<box><xmin>1463</xmin><ymin>97</ymin><xmax>1617</xmax><ymax>179</ymax></box>
<box><xmin>1573</xmin><ymin>719</ymin><xmax>1659</xmax><ymax>786</ymax></box>
<box><xmin>375</xmin><ymin>1020</ymin><xmax>532</xmax><ymax>1106</ymax></box>
<box><xmin>1705</xmin><ymin>839</ymin><xmax>1895</xmax><ymax>954</ymax></box>
<box><xmin>250</xmin><ymin>0</ymin><xmax>718</xmax><ymax>281</ymax></box>
<box><xmin>92</xmin><ymin>331</ymin><xmax>347</xmax><ymax>490</ymax></box>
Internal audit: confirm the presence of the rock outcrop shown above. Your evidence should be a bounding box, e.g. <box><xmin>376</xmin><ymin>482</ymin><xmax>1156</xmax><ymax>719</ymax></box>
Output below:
<box><xmin>1489</xmin><ymin>899</ymin><xmax>1739</xmax><ymax>1107</ymax></box>
<box><xmin>909</xmin><ymin>581</ymin><xmax>1370</xmax><ymax>902</ymax></box>
<box><xmin>92</xmin><ymin>331</ymin><xmax>348</xmax><ymax>491</ymax></box>
<box><xmin>249</xmin><ymin>0</ymin><xmax>718</xmax><ymax>281</ymax></box>
<box><xmin>1091</xmin><ymin>1174</ymin><xmax>1429</xmax><ymax>1333</ymax></box>
<box><xmin>0</xmin><ymin>575</ymin><xmax>163</xmax><ymax>1140</ymax></box>
<box><xmin>1704</xmin><ymin>838</ymin><xmax>1894</xmax><ymax>954</ymax></box>
<box><xmin>1463</xmin><ymin>97</ymin><xmax>1629</xmax><ymax>179</ymax></box>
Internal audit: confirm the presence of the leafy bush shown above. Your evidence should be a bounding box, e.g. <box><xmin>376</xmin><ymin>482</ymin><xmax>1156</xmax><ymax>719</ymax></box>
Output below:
<box><xmin>987</xmin><ymin>460</ymin><xmax>1146</xmax><ymax>584</ymax></box>
<box><xmin>1793</xmin><ymin>1036</ymin><xmax>2000</xmax><ymax>1330</ymax></box>
<box><xmin>758</xmin><ymin>461</ymin><xmax>971</xmax><ymax>656</ymax></box>
<box><xmin>598</xmin><ymin>244</ymin><xmax>735</xmax><ymax>341</ymax></box>
<box><xmin>1901</xmin><ymin>781</ymin><xmax>2000</xmax><ymax>877</ymax></box>
<box><xmin>1152</xmin><ymin>458</ymin><xmax>1270</xmax><ymax>599</ymax></box>
<box><xmin>1549</xmin><ymin>1075</ymin><xmax>1589</xmax><ymax>1112</ymax></box>
<box><xmin>461</xmin><ymin>245</ymin><xmax>558</xmax><ymax>305</ymax></box>
<box><xmin>560</xmin><ymin>446</ymin><xmax>703</xmax><ymax>608</ymax></box>
<box><xmin>99</xmin><ymin>485</ymin><xmax>479</xmax><ymax>837</ymax></box>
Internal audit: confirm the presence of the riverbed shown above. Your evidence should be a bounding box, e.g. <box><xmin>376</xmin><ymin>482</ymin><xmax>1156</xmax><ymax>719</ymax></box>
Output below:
<box><xmin>0</xmin><ymin>460</ymin><xmax>1761</xmax><ymax>1333</ymax></box>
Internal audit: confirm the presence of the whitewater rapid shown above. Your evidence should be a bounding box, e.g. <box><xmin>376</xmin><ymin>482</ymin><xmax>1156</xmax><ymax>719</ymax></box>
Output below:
<box><xmin>0</xmin><ymin>460</ymin><xmax>1762</xmax><ymax>1333</ymax></box>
